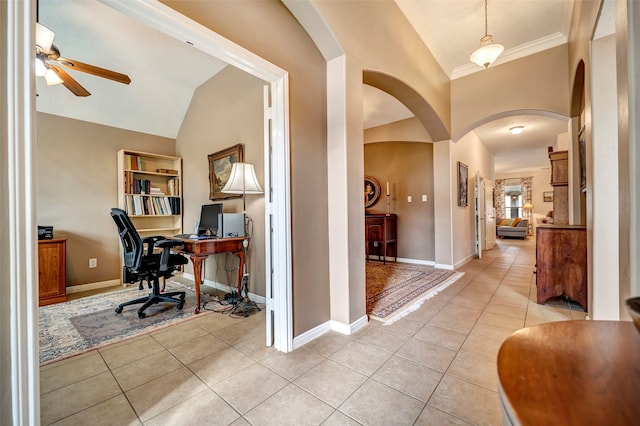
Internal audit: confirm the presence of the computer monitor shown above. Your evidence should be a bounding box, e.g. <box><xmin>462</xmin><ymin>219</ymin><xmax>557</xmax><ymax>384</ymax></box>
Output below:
<box><xmin>199</xmin><ymin>203</ymin><xmax>223</xmax><ymax>236</ymax></box>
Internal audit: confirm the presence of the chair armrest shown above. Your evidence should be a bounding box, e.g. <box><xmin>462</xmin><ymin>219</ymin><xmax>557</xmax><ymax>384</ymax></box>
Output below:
<box><xmin>141</xmin><ymin>235</ymin><xmax>168</xmax><ymax>256</ymax></box>
<box><xmin>154</xmin><ymin>239</ymin><xmax>184</xmax><ymax>249</ymax></box>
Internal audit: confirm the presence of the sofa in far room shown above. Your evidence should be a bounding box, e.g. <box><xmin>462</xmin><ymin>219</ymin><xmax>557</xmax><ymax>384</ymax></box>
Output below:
<box><xmin>496</xmin><ymin>218</ymin><xmax>529</xmax><ymax>239</ymax></box>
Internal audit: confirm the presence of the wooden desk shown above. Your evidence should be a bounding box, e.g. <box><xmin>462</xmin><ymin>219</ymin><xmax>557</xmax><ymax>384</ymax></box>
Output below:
<box><xmin>176</xmin><ymin>237</ymin><xmax>245</xmax><ymax>314</ymax></box>
<box><xmin>497</xmin><ymin>320</ymin><xmax>640</xmax><ymax>425</ymax></box>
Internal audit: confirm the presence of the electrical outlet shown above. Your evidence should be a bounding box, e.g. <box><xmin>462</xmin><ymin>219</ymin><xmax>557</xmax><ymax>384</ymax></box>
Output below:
<box><xmin>89</xmin><ymin>258</ymin><xmax>97</xmax><ymax>268</ymax></box>
<box><xmin>422</xmin><ymin>194</ymin><xmax>428</xmax><ymax>202</ymax></box>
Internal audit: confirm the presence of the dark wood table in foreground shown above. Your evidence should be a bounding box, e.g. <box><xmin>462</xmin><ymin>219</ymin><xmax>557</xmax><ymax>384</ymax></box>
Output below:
<box><xmin>175</xmin><ymin>237</ymin><xmax>245</xmax><ymax>314</ymax></box>
<box><xmin>497</xmin><ymin>320</ymin><xmax>640</xmax><ymax>425</ymax></box>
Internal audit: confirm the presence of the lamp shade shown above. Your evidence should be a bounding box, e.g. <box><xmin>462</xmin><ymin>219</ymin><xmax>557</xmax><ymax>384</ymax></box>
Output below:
<box><xmin>470</xmin><ymin>35</ymin><xmax>504</xmax><ymax>68</ymax></box>
<box><xmin>523</xmin><ymin>202</ymin><xmax>534</xmax><ymax>211</ymax></box>
<box><xmin>221</xmin><ymin>162</ymin><xmax>263</xmax><ymax>194</ymax></box>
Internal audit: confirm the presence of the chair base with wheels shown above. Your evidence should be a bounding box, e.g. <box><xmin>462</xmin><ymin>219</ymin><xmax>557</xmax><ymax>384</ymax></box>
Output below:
<box><xmin>115</xmin><ymin>276</ymin><xmax>186</xmax><ymax>319</ymax></box>
<box><xmin>111</xmin><ymin>208</ymin><xmax>189</xmax><ymax>319</ymax></box>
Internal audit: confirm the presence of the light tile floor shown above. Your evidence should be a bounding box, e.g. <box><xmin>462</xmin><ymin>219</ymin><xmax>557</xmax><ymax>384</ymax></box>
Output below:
<box><xmin>40</xmin><ymin>238</ymin><xmax>586</xmax><ymax>425</ymax></box>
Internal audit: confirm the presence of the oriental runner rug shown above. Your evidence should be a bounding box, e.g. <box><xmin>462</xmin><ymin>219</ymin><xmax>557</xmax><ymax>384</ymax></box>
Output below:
<box><xmin>39</xmin><ymin>281</ymin><xmax>209</xmax><ymax>365</ymax></box>
<box><xmin>366</xmin><ymin>262</ymin><xmax>463</xmax><ymax>324</ymax></box>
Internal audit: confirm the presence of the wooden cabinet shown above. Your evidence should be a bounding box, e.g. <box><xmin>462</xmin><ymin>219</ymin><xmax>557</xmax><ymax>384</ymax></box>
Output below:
<box><xmin>117</xmin><ymin>149</ymin><xmax>183</xmax><ymax>237</ymax></box>
<box><xmin>535</xmin><ymin>225</ymin><xmax>587</xmax><ymax>311</ymax></box>
<box><xmin>38</xmin><ymin>238</ymin><xmax>67</xmax><ymax>306</ymax></box>
<box><xmin>365</xmin><ymin>213</ymin><xmax>397</xmax><ymax>263</ymax></box>
<box><xmin>549</xmin><ymin>150</ymin><xmax>569</xmax><ymax>224</ymax></box>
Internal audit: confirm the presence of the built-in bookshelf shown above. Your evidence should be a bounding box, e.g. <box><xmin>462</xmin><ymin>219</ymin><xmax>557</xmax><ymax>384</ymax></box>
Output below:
<box><xmin>117</xmin><ymin>149</ymin><xmax>183</xmax><ymax>237</ymax></box>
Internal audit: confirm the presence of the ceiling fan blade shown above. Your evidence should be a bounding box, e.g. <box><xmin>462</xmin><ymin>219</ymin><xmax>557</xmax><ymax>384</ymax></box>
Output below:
<box><xmin>50</xmin><ymin>65</ymin><xmax>91</xmax><ymax>97</ymax></box>
<box><xmin>56</xmin><ymin>57</ymin><xmax>131</xmax><ymax>85</ymax></box>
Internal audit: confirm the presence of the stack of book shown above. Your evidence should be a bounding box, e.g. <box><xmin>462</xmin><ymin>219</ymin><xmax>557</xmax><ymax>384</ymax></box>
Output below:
<box><xmin>125</xmin><ymin>195</ymin><xmax>179</xmax><ymax>216</ymax></box>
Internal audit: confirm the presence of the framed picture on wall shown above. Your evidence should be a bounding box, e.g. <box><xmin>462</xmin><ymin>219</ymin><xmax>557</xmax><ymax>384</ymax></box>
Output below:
<box><xmin>364</xmin><ymin>176</ymin><xmax>381</xmax><ymax>208</ymax></box>
<box><xmin>579</xmin><ymin>126</ymin><xmax>586</xmax><ymax>193</ymax></box>
<box><xmin>543</xmin><ymin>191</ymin><xmax>553</xmax><ymax>202</ymax></box>
<box><xmin>457</xmin><ymin>161</ymin><xmax>468</xmax><ymax>207</ymax></box>
<box><xmin>208</xmin><ymin>144</ymin><xmax>244</xmax><ymax>200</ymax></box>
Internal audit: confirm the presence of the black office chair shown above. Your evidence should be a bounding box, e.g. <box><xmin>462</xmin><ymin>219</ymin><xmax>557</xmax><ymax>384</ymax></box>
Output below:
<box><xmin>110</xmin><ymin>208</ymin><xmax>189</xmax><ymax>318</ymax></box>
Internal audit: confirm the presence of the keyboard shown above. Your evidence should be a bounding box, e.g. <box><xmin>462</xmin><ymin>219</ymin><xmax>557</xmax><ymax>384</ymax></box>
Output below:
<box><xmin>174</xmin><ymin>234</ymin><xmax>217</xmax><ymax>240</ymax></box>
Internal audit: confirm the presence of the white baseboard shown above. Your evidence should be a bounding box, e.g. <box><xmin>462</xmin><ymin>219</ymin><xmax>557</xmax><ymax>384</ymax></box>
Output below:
<box><xmin>454</xmin><ymin>254</ymin><xmax>474</xmax><ymax>269</ymax></box>
<box><xmin>292</xmin><ymin>321</ymin><xmax>332</xmax><ymax>350</ymax></box>
<box><xmin>434</xmin><ymin>263</ymin><xmax>455</xmax><ymax>270</ymax></box>
<box><xmin>396</xmin><ymin>257</ymin><xmax>435</xmax><ymax>266</ymax></box>
<box><xmin>66</xmin><ymin>279</ymin><xmax>121</xmax><ymax>294</ymax></box>
<box><xmin>292</xmin><ymin>314</ymin><xmax>369</xmax><ymax>350</ymax></box>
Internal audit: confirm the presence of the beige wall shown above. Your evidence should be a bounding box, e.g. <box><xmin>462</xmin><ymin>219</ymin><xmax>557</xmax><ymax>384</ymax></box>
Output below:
<box><xmin>36</xmin><ymin>112</ymin><xmax>175</xmax><ymax>287</ymax></box>
<box><xmin>162</xmin><ymin>0</ymin><xmax>330</xmax><ymax>336</ymax></box>
<box><xmin>450</xmin><ymin>132</ymin><xmax>495</xmax><ymax>265</ymax></box>
<box><xmin>364</xmin><ymin>117</ymin><xmax>432</xmax><ymax>143</ymax></box>
<box><xmin>176</xmin><ymin>65</ymin><xmax>266</xmax><ymax>296</ymax></box>
<box><xmin>451</xmin><ymin>45</ymin><xmax>571</xmax><ymax>138</ymax></box>
<box><xmin>364</xmin><ymin>142</ymin><xmax>435</xmax><ymax>262</ymax></box>
<box><xmin>314</xmin><ymin>0</ymin><xmax>450</xmax><ymax>135</ymax></box>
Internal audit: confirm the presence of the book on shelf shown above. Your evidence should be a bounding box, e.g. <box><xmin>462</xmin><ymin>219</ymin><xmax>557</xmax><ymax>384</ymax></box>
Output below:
<box><xmin>157</xmin><ymin>168</ymin><xmax>179</xmax><ymax>175</ymax></box>
<box><xmin>125</xmin><ymin>194</ymin><xmax>179</xmax><ymax>216</ymax></box>
<box><xmin>128</xmin><ymin>155</ymin><xmax>142</xmax><ymax>171</ymax></box>
<box><xmin>167</xmin><ymin>178</ymin><xmax>179</xmax><ymax>196</ymax></box>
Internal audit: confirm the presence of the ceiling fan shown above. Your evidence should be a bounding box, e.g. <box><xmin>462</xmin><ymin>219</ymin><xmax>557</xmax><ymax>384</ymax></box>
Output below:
<box><xmin>35</xmin><ymin>22</ymin><xmax>131</xmax><ymax>97</ymax></box>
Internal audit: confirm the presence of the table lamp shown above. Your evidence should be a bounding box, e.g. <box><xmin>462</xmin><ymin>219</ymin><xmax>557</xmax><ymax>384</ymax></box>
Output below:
<box><xmin>221</xmin><ymin>162</ymin><xmax>263</xmax><ymax>315</ymax></box>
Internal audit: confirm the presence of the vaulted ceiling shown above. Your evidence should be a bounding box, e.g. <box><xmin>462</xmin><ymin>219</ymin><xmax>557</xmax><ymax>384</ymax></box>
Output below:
<box><xmin>37</xmin><ymin>0</ymin><xmax>608</xmax><ymax>174</ymax></box>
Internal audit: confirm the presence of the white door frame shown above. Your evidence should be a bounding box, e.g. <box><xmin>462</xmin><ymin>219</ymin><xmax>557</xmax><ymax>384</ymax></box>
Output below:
<box><xmin>102</xmin><ymin>0</ymin><xmax>293</xmax><ymax>351</ymax></box>
<box><xmin>485</xmin><ymin>181</ymin><xmax>496</xmax><ymax>250</ymax></box>
<box><xmin>474</xmin><ymin>172</ymin><xmax>485</xmax><ymax>258</ymax></box>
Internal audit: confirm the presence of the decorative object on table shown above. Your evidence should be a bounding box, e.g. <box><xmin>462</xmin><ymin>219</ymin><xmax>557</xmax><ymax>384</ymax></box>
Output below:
<box><xmin>208</xmin><ymin>144</ymin><xmax>244</xmax><ymax>200</ymax></box>
<box><xmin>364</xmin><ymin>175</ymin><xmax>381</xmax><ymax>208</ymax></box>
<box><xmin>457</xmin><ymin>161</ymin><xmax>468</xmax><ymax>207</ymax></box>
<box><xmin>543</xmin><ymin>191</ymin><xmax>553</xmax><ymax>202</ymax></box>
<box><xmin>366</xmin><ymin>262</ymin><xmax>463</xmax><ymax>324</ymax></box>
<box><xmin>221</xmin><ymin>162</ymin><xmax>264</xmax><ymax>316</ymax></box>
<box><xmin>385</xmin><ymin>180</ymin><xmax>391</xmax><ymax>216</ymax></box>
<box><xmin>38</xmin><ymin>281</ymin><xmax>206</xmax><ymax>365</ymax></box>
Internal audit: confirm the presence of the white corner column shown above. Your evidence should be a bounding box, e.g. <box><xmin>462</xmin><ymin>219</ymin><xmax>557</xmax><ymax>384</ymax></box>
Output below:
<box><xmin>433</xmin><ymin>141</ymin><xmax>454</xmax><ymax>269</ymax></box>
<box><xmin>327</xmin><ymin>55</ymin><xmax>367</xmax><ymax>333</ymax></box>
<box><xmin>1</xmin><ymin>0</ymin><xmax>41</xmax><ymax>423</ymax></box>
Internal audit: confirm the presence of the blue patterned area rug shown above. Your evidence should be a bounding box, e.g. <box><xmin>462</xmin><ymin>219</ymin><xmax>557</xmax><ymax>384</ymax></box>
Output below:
<box><xmin>367</xmin><ymin>262</ymin><xmax>464</xmax><ymax>325</ymax></box>
<box><xmin>39</xmin><ymin>281</ymin><xmax>209</xmax><ymax>365</ymax></box>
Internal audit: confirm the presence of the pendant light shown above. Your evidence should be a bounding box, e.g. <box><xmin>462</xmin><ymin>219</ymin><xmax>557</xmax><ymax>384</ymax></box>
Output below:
<box><xmin>470</xmin><ymin>0</ymin><xmax>503</xmax><ymax>68</ymax></box>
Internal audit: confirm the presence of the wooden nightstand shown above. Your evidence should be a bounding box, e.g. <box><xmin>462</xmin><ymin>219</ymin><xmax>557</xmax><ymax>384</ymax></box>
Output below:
<box><xmin>38</xmin><ymin>238</ymin><xmax>68</xmax><ymax>306</ymax></box>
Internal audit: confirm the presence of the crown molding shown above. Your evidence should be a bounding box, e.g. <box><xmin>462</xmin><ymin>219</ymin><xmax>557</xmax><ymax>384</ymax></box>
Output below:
<box><xmin>451</xmin><ymin>32</ymin><xmax>568</xmax><ymax>80</ymax></box>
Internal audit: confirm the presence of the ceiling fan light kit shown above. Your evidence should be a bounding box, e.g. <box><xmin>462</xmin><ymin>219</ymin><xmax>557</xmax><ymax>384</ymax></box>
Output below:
<box><xmin>44</xmin><ymin>67</ymin><xmax>63</xmax><ymax>85</ymax></box>
<box><xmin>35</xmin><ymin>20</ymin><xmax>131</xmax><ymax>96</ymax></box>
<box><xmin>470</xmin><ymin>0</ymin><xmax>503</xmax><ymax>68</ymax></box>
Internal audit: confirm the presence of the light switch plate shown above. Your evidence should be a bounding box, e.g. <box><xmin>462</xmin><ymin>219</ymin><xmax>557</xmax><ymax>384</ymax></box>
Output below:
<box><xmin>407</xmin><ymin>196</ymin><xmax>412</xmax><ymax>202</ymax></box>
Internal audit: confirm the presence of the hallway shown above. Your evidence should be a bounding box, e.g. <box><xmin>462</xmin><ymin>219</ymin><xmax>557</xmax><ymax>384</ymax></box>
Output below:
<box><xmin>40</xmin><ymin>238</ymin><xmax>585</xmax><ymax>425</ymax></box>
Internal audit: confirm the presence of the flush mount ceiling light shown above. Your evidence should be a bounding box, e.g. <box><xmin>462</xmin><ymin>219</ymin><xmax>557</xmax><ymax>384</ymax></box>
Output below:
<box><xmin>510</xmin><ymin>126</ymin><xmax>524</xmax><ymax>135</ymax></box>
<box><xmin>470</xmin><ymin>0</ymin><xmax>504</xmax><ymax>68</ymax></box>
